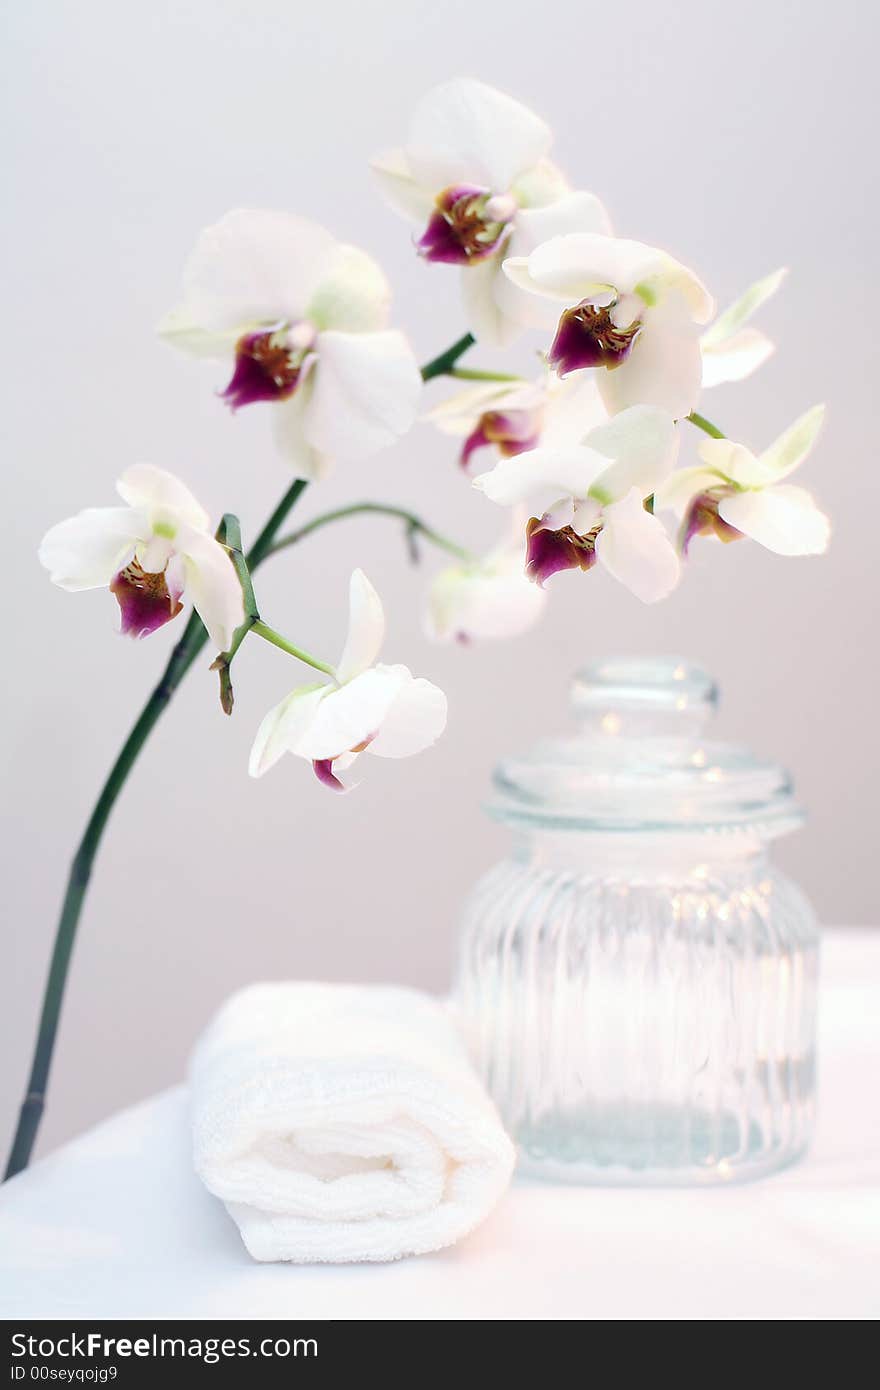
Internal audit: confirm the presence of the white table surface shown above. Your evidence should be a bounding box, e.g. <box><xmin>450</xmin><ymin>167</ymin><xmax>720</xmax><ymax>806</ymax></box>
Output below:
<box><xmin>2</xmin><ymin>929</ymin><xmax>879</xmax><ymax>1322</ymax></box>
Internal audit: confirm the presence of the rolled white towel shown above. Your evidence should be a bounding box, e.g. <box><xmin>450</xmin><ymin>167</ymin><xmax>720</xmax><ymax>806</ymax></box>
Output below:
<box><xmin>189</xmin><ymin>983</ymin><xmax>515</xmax><ymax>1263</ymax></box>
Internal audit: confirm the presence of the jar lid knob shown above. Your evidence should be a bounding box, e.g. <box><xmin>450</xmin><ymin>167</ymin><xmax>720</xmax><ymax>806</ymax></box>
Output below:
<box><xmin>571</xmin><ymin>657</ymin><xmax>718</xmax><ymax>738</ymax></box>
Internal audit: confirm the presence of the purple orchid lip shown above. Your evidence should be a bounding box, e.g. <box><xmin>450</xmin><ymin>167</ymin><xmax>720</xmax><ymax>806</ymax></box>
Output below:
<box><xmin>460</xmin><ymin>408</ymin><xmax>542</xmax><ymax>470</ymax></box>
<box><xmin>312</xmin><ymin>730</ymin><xmax>376</xmax><ymax>792</ymax></box>
<box><xmin>548</xmin><ymin>301</ymin><xmax>642</xmax><ymax>377</ymax></box>
<box><xmin>417</xmin><ymin>184</ymin><xmax>514</xmax><ymax>266</ymax></box>
<box><xmin>110</xmin><ymin>560</ymin><xmax>183</xmax><ymax>639</ymax></box>
<box><xmin>221</xmin><ymin>329</ymin><xmax>304</xmax><ymax>411</ymax></box>
<box><xmin>313</xmin><ymin>758</ymin><xmax>346</xmax><ymax>791</ymax></box>
<box><xmin>681</xmin><ymin>493</ymin><xmax>744</xmax><ymax>556</ymax></box>
<box><xmin>525</xmin><ymin>518</ymin><xmax>600</xmax><ymax>587</ymax></box>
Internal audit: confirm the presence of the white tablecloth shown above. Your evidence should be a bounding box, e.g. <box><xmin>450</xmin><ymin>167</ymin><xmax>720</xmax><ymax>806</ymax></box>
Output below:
<box><xmin>2</xmin><ymin>929</ymin><xmax>879</xmax><ymax>1321</ymax></box>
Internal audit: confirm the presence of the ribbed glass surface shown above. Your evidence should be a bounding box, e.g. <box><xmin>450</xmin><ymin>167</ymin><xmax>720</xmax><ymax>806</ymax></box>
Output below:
<box><xmin>456</xmin><ymin>846</ymin><xmax>818</xmax><ymax>1184</ymax></box>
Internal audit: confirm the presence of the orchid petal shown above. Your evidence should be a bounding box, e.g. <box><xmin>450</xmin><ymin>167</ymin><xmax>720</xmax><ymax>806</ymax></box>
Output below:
<box><xmin>701</xmin><ymin>268</ymin><xmax>787</xmax><ymax>350</ymax></box>
<box><xmin>697</xmin><ymin>437</ymin><xmax>769</xmax><ymax>487</ymax></box>
<box><xmin>39</xmin><ymin>508</ymin><xmax>139</xmax><ymax>591</ymax></box>
<box><xmin>156</xmin><ymin>307</ymin><xmax>241</xmax><ymax>360</ymax></box>
<box><xmin>271</xmin><ymin>372</ymin><xmax>328</xmax><ymax>481</ymax></box>
<box><xmin>638</xmin><ymin>254</ymin><xmax>714</xmax><ymax>324</ymax></box>
<box><xmin>336</xmin><ymin>569</ymin><xmax>385</xmax><ymax>684</ymax></box>
<box><xmin>758</xmin><ymin>404</ymin><xmax>825</xmax><ymax>481</ymax></box>
<box><xmin>425</xmin><ymin>379</ymin><xmax>531</xmax><ymax>435</ymax></box>
<box><xmin>654</xmin><ymin>466</ymin><xmax>726</xmax><ymax>517</ymax></box>
<box><xmin>306</xmin><ymin>245</ymin><xmax>391</xmax><ymax>334</ymax></box>
<box><xmin>366</xmin><ymin>666</ymin><xmax>448</xmax><ymax>757</ymax></box>
<box><xmin>178</xmin><ymin>527</ymin><xmax>245</xmax><ymax>652</ymax></box>
<box><xmin>474</xmin><ymin>444</ymin><xmax>606</xmax><ymax>509</ymax></box>
<box><xmin>510</xmin><ymin>157</ymin><xmax>571</xmax><ymax>209</ymax></box>
<box><xmin>405</xmin><ymin>79</ymin><xmax>552</xmax><ymax>193</ymax></box>
<box><xmin>598</xmin><ymin>293</ymin><xmax>703</xmax><ymax>419</ymax></box>
<box><xmin>370</xmin><ymin>149</ymin><xmax>436</xmax><ymax>222</ymax></box>
<box><xmin>117</xmin><ymin>464</ymin><xmax>211</xmax><ymax>532</ymax></box>
<box><xmin>507</xmin><ymin>233</ymin><xmax>660</xmax><ymax>302</ymax></box>
<box><xmin>701</xmin><ymin>327</ymin><xmax>775</xmax><ymax>387</ymax></box>
<box><xmin>295</xmin><ymin>667</ymin><xmax>408</xmax><ymax>761</ymax></box>
<box><xmin>717</xmin><ymin>485</ymin><xmax>830</xmax><ymax>556</ymax></box>
<box><xmin>248</xmin><ymin>684</ymin><xmax>329</xmax><ymax>778</ymax></box>
<box><xmin>426</xmin><ymin>518</ymin><xmax>545</xmax><ymax>642</ymax></box>
<box><xmin>174</xmin><ymin>209</ymin><xmax>337</xmax><ymax>332</ymax></box>
<box><xmin>595</xmin><ymin>490</ymin><xmax>681</xmax><ymax>603</ymax></box>
<box><xmin>540</xmin><ymin>374</ymin><xmax>609</xmax><ymax>448</ymax></box>
<box><xmin>491</xmin><ymin>194</ymin><xmax>616</xmax><ymax>337</ymax></box>
<box><xmin>586</xmin><ymin>405</ymin><xmax>680</xmax><ymax>501</ymax></box>
<box><xmin>305</xmin><ymin>330</ymin><xmax>421</xmax><ymax>463</ymax></box>
<box><xmin>459</xmin><ymin>256</ymin><xmax>524</xmax><ymax>347</ymax></box>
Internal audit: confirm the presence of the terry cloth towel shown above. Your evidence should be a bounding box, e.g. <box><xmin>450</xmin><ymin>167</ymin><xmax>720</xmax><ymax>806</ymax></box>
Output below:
<box><xmin>189</xmin><ymin>983</ymin><xmax>515</xmax><ymax>1263</ymax></box>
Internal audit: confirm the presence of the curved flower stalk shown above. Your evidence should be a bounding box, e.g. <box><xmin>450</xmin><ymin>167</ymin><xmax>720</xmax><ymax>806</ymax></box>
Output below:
<box><xmin>700</xmin><ymin>268</ymin><xmax>787</xmax><ymax>387</ymax></box>
<box><xmin>657</xmin><ymin>405</ymin><xmax>829</xmax><ymax>556</ymax></box>
<box><xmin>372</xmin><ymin>78</ymin><xmax>611</xmax><ymax>346</ymax></box>
<box><xmin>426</xmin><ymin>511</ymin><xmax>546</xmax><ymax>642</ymax></box>
<box><xmin>251</xmin><ymin>570</ymin><xmax>447</xmax><ymax>789</ymax></box>
<box><xmin>503</xmin><ymin>232</ymin><xmax>713</xmax><ymax>418</ymax></box>
<box><xmin>160</xmin><ymin>210</ymin><xmax>422</xmax><ymax>479</ymax></box>
<box><xmin>39</xmin><ymin>466</ymin><xmax>244</xmax><ymax>649</ymax></box>
<box><xmin>475</xmin><ymin>404</ymin><xmax>681</xmax><ymax>601</ymax></box>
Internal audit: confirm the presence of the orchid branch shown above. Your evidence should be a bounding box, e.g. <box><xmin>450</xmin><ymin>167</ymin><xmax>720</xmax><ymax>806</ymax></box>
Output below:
<box><xmin>250</xmin><ymin>621</ymin><xmax>336</xmax><ymax>677</ymax></box>
<box><xmin>266</xmin><ymin>503</ymin><xmax>473</xmax><ymax>565</ymax></box>
<box><xmin>686</xmin><ymin>411</ymin><xmax>726</xmax><ymax>440</ymax></box>
<box><xmin>419</xmin><ymin>332</ymin><xmax>476</xmax><ymax>381</ymax></box>
<box><xmin>449</xmin><ymin>366</ymin><xmax>522</xmax><ymax>383</ymax></box>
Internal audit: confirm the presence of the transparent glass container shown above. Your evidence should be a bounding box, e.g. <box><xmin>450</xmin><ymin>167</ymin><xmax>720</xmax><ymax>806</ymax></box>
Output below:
<box><xmin>455</xmin><ymin>658</ymin><xmax>819</xmax><ymax>1186</ymax></box>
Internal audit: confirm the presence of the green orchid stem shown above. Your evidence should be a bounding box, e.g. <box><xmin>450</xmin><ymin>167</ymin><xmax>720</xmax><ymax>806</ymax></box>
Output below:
<box><xmin>266</xmin><ymin>502</ymin><xmax>473</xmax><ymax>565</ymax></box>
<box><xmin>449</xmin><ymin>367</ymin><xmax>522</xmax><ymax>383</ymax></box>
<box><xmin>5</xmin><ymin>328</ymin><xmax>479</xmax><ymax>1180</ymax></box>
<box><xmin>251</xmin><ymin>620</ymin><xmax>336</xmax><ymax>678</ymax></box>
<box><xmin>419</xmin><ymin>332</ymin><xmax>475</xmax><ymax>381</ymax></box>
<box><xmin>687</xmin><ymin>411</ymin><xmax>726</xmax><ymax>440</ymax></box>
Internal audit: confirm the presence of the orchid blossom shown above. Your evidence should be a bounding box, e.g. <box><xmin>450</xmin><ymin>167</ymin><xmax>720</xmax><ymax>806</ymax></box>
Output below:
<box><xmin>160</xmin><ymin>210</ymin><xmax>422</xmax><ymax>480</ymax></box>
<box><xmin>426</xmin><ymin>512</ymin><xmax>546</xmax><ymax>642</ymax></box>
<box><xmin>39</xmin><ymin>465</ymin><xmax>244</xmax><ymax>649</ymax></box>
<box><xmin>427</xmin><ymin>369</ymin><xmax>605</xmax><ymax>473</ymax></box>
<box><xmin>656</xmin><ymin>405</ymin><xmax>829</xmax><ymax>556</ymax></box>
<box><xmin>250</xmin><ymin>570</ymin><xmax>447</xmax><ymax>790</ymax></box>
<box><xmin>503</xmin><ymin>232</ymin><xmax>713</xmax><ymax>418</ymax></box>
<box><xmin>701</xmin><ymin>268</ymin><xmax>787</xmax><ymax>387</ymax></box>
<box><xmin>372</xmin><ymin>78</ymin><xmax>611</xmax><ymax>347</ymax></box>
<box><xmin>474</xmin><ymin>403</ymin><xmax>681</xmax><ymax>601</ymax></box>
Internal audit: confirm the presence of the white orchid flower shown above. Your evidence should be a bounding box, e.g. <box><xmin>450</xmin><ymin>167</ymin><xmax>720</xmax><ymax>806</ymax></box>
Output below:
<box><xmin>426</xmin><ymin>512</ymin><xmax>546</xmax><ymax>642</ymax></box>
<box><xmin>656</xmin><ymin>405</ymin><xmax>829</xmax><ymax>557</ymax></box>
<box><xmin>427</xmin><ymin>370</ymin><xmax>608</xmax><ymax>472</ymax></box>
<box><xmin>250</xmin><ymin>570</ymin><xmax>447</xmax><ymax>790</ymax></box>
<box><xmin>503</xmin><ymin>232</ymin><xmax>714</xmax><ymax>419</ymax></box>
<box><xmin>159</xmin><ymin>210</ymin><xmax>422</xmax><ymax>481</ymax></box>
<box><xmin>39</xmin><ymin>465</ymin><xmax>244</xmax><ymax>649</ymax></box>
<box><xmin>701</xmin><ymin>268</ymin><xmax>787</xmax><ymax>387</ymax></box>
<box><xmin>372</xmin><ymin>78</ymin><xmax>612</xmax><ymax>347</ymax></box>
<box><xmin>474</xmin><ymin>405</ymin><xmax>681</xmax><ymax>602</ymax></box>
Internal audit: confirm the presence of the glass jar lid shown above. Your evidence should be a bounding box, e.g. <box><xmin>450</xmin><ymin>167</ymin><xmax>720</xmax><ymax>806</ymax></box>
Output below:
<box><xmin>489</xmin><ymin>657</ymin><xmax>802</xmax><ymax>837</ymax></box>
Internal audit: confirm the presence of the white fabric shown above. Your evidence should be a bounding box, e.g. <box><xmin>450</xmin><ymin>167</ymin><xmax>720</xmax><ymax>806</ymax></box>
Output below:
<box><xmin>1</xmin><ymin>929</ymin><xmax>879</xmax><ymax>1319</ymax></box>
<box><xmin>188</xmin><ymin>983</ymin><xmax>515</xmax><ymax>1264</ymax></box>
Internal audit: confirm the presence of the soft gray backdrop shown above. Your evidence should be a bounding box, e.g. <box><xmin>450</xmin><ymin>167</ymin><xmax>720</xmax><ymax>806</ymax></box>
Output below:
<box><xmin>3</xmin><ymin>0</ymin><xmax>878</xmax><ymax>1158</ymax></box>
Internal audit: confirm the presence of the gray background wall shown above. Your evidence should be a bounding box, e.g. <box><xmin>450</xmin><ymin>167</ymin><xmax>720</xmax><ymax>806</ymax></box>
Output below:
<box><xmin>3</xmin><ymin>0</ymin><xmax>878</xmax><ymax>1158</ymax></box>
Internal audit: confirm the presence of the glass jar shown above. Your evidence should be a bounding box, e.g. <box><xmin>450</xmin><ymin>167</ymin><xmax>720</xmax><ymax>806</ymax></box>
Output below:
<box><xmin>454</xmin><ymin>658</ymin><xmax>819</xmax><ymax>1186</ymax></box>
